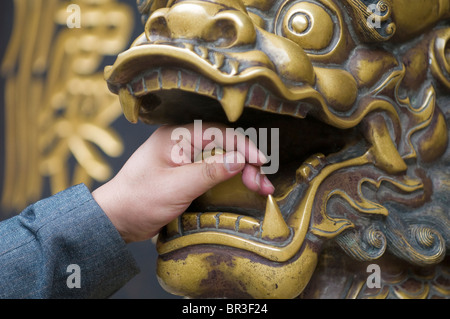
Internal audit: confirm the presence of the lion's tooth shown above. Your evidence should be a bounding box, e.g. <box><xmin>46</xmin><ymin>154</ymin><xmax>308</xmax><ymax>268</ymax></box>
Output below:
<box><xmin>195</xmin><ymin>46</ymin><xmax>209</xmax><ymax>59</ymax></box>
<box><xmin>296</xmin><ymin>164</ymin><xmax>312</xmax><ymax>181</ymax></box>
<box><xmin>199</xmin><ymin>213</ymin><xmax>217</xmax><ymax>229</ymax></box>
<box><xmin>118</xmin><ymin>87</ymin><xmax>140</xmax><ymax>123</ymax></box>
<box><xmin>238</xmin><ymin>216</ymin><xmax>260</xmax><ymax>236</ymax></box>
<box><xmin>296</xmin><ymin>153</ymin><xmax>326</xmax><ymax>181</ymax></box>
<box><xmin>166</xmin><ymin>218</ymin><xmax>180</xmax><ymax>237</ymax></box>
<box><xmin>228</xmin><ymin>59</ymin><xmax>240</xmax><ymax>75</ymax></box>
<box><xmin>261</xmin><ymin>195</ymin><xmax>290</xmax><ymax>240</ymax></box>
<box><xmin>184</xmin><ymin>43</ymin><xmax>194</xmax><ymax>51</ymax></box>
<box><xmin>217</xmin><ymin>213</ymin><xmax>238</xmax><ymax>231</ymax></box>
<box><xmin>212</xmin><ymin>52</ymin><xmax>225</xmax><ymax>69</ymax></box>
<box><xmin>305</xmin><ymin>153</ymin><xmax>326</xmax><ymax>168</ymax></box>
<box><xmin>181</xmin><ymin>213</ymin><xmax>199</xmax><ymax>232</ymax></box>
<box><xmin>220</xmin><ymin>85</ymin><xmax>248</xmax><ymax>122</ymax></box>
<box><xmin>365</xmin><ymin>117</ymin><xmax>407</xmax><ymax>174</ymax></box>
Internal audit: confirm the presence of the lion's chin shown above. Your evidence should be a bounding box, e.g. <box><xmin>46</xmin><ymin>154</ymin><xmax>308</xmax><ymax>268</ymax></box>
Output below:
<box><xmin>156</xmin><ymin>242</ymin><xmax>319</xmax><ymax>299</ymax></box>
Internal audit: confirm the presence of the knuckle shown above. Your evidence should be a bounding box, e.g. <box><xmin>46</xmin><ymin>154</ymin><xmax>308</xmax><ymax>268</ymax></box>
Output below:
<box><xmin>203</xmin><ymin>162</ymin><xmax>218</xmax><ymax>183</ymax></box>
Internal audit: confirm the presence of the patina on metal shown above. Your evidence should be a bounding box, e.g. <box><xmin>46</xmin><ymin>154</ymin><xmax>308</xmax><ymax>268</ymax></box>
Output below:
<box><xmin>105</xmin><ymin>0</ymin><xmax>450</xmax><ymax>298</ymax></box>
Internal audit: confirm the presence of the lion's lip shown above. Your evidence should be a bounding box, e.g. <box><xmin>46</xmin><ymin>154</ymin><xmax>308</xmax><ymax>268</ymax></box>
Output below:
<box><xmin>122</xmin><ymin>67</ymin><xmax>311</xmax><ymax>123</ymax></box>
<box><xmin>105</xmin><ymin>43</ymin><xmax>373</xmax><ymax>131</ymax></box>
<box><xmin>163</xmin><ymin>195</ymin><xmax>294</xmax><ymax>247</ymax></box>
<box><xmin>105</xmin><ymin>43</ymin><xmax>279</xmax><ymax>92</ymax></box>
<box><xmin>104</xmin><ymin>44</ymin><xmax>326</xmax><ymax>122</ymax></box>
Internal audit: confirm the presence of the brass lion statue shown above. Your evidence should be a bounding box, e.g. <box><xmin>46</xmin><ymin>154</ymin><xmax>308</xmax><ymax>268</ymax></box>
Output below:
<box><xmin>105</xmin><ymin>0</ymin><xmax>450</xmax><ymax>298</ymax></box>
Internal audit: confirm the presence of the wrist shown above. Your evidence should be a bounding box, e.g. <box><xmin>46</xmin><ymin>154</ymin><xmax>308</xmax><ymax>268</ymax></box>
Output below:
<box><xmin>92</xmin><ymin>179</ymin><xmax>132</xmax><ymax>243</ymax></box>
<box><xmin>92</xmin><ymin>177</ymin><xmax>161</xmax><ymax>243</ymax></box>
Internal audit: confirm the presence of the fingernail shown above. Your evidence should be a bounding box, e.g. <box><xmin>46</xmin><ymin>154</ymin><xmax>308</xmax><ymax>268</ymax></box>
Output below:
<box><xmin>255</xmin><ymin>172</ymin><xmax>261</xmax><ymax>189</ymax></box>
<box><xmin>262</xmin><ymin>175</ymin><xmax>275</xmax><ymax>190</ymax></box>
<box><xmin>258</xmin><ymin>150</ymin><xmax>268</xmax><ymax>164</ymax></box>
<box><xmin>224</xmin><ymin>152</ymin><xmax>244</xmax><ymax>172</ymax></box>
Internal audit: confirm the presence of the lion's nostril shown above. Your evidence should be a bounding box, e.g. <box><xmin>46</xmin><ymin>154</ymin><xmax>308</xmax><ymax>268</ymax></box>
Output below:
<box><xmin>208</xmin><ymin>11</ymin><xmax>257</xmax><ymax>48</ymax></box>
<box><xmin>144</xmin><ymin>2</ymin><xmax>256</xmax><ymax>47</ymax></box>
<box><xmin>206</xmin><ymin>18</ymin><xmax>238</xmax><ymax>47</ymax></box>
<box><xmin>146</xmin><ymin>13</ymin><xmax>171</xmax><ymax>42</ymax></box>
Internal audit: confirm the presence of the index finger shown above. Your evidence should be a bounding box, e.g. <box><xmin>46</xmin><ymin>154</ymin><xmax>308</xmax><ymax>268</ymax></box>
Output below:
<box><xmin>166</xmin><ymin>120</ymin><xmax>267</xmax><ymax>166</ymax></box>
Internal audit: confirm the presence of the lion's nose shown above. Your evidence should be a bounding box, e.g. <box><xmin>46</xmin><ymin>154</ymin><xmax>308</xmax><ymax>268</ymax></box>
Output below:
<box><xmin>144</xmin><ymin>1</ymin><xmax>256</xmax><ymax>48</ymax></box>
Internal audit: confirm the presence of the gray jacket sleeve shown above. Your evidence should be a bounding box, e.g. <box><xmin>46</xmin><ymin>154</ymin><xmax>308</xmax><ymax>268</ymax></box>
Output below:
<box><xmin>0</xmin><ymin>184</ymin><xmax>140</xmax><ymax>298</ymax></box>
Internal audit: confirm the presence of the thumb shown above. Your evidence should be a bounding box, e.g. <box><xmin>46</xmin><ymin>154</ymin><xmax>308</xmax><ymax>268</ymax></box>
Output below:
<box><xmin>172</xmin><ymin>151</ymin><xmax>246</xmax><ymax>200</ymax></box>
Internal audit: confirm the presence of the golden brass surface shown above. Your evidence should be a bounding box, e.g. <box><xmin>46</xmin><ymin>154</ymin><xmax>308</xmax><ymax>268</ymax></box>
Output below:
<box><xmin>103</xmin><ymin>0</ymin><xmax>450</xmax><ymax>298</ymax></box>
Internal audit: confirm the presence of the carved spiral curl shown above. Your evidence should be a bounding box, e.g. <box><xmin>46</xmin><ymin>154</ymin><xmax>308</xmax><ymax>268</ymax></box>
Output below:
<box><xmin>365</xmin><ymin>227</ymin><xmax>385</xmax><ymax>249</ymax></box>
<box><xmin>377</xmin><ymin>1</ymin><xmax>388</xmax><ymax>12</ymax></box>
<box><xmin>346</xmin><ymin>0</ymin><xmax>396</xmax><ymax>41</ymax></box>
<box><xmin>336</xmin><ymin>226</ymin><xmax>387</xmax><ymax>262</ymax></box>
<box><xmin>386</xmin><ymin>214</ymin><xmax>446</xmax><ymax>266</ymax></box>
<box><xmin>385</xmin><ymin>22</ymin><xmax>396</xmax><ymax>36</ymax></box>
<box><xmin>412</xmin><ymin>226</ymin><xmax>436</xmax><ymax>248</ymax></box>
<box><xmin>376</xmin><ymin>1</ymin><xmax>391</xmax><ymax>22</ymax></box>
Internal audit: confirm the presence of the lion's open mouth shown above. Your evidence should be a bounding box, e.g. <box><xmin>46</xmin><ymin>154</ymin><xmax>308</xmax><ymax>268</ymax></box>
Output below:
<box><xmin>105</xmin><ymin>43</ymin><xmax>365</xmax><ymax>262</ymax></box>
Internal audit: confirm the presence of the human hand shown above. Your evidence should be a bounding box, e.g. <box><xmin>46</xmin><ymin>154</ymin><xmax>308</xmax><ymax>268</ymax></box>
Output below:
<box><xmin>92</xmin><ymin>123</ymin><xmax>274</xmax><ymax>243</ymax></box>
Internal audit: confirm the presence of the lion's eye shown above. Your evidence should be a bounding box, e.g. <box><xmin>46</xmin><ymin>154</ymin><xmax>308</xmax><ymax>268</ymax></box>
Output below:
<box><xmin>275</xmin><ymin>1</ymin><xmax>335</xmax><ymax>52</ymax></box>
